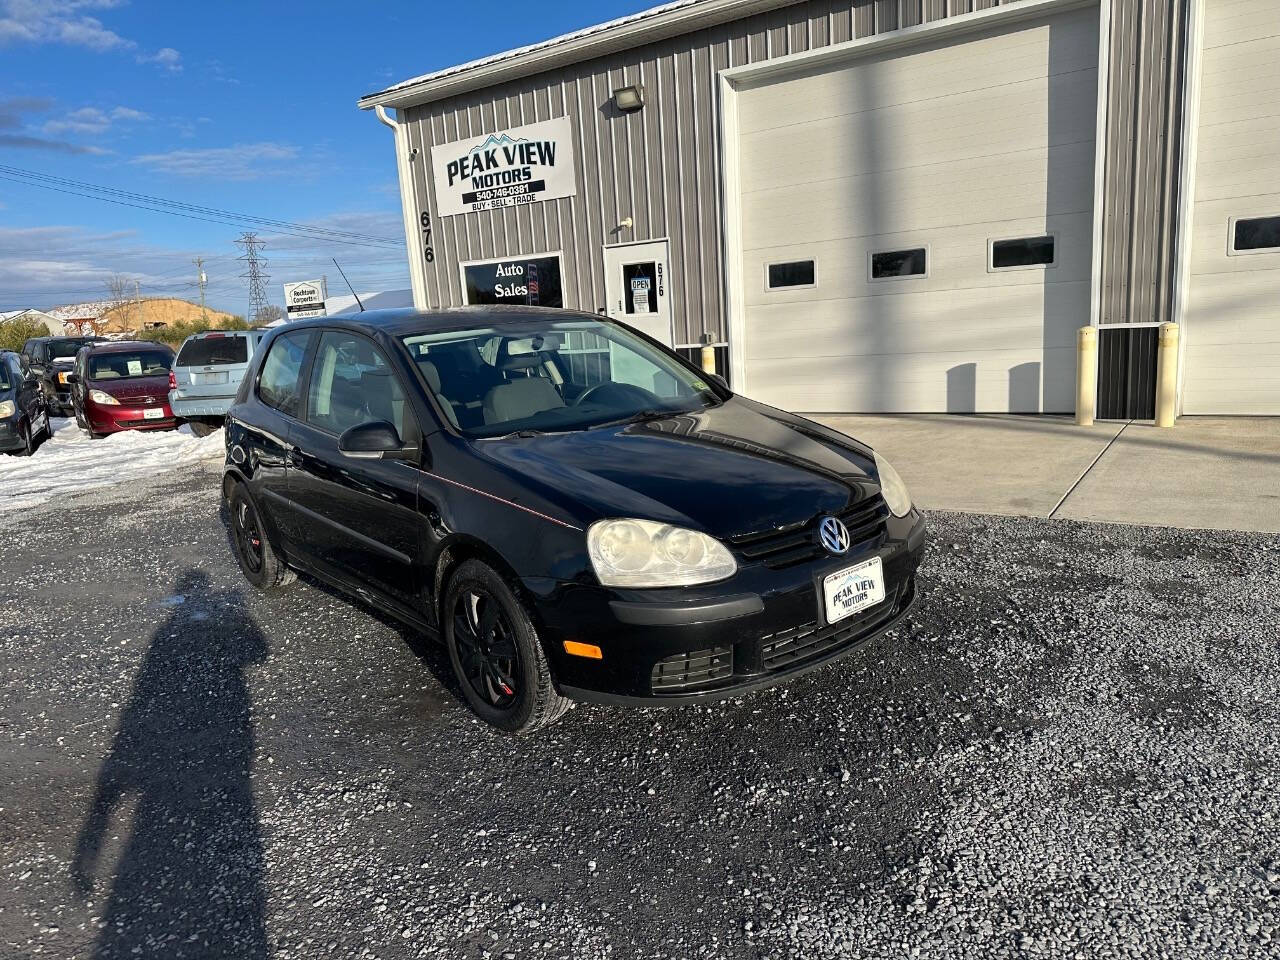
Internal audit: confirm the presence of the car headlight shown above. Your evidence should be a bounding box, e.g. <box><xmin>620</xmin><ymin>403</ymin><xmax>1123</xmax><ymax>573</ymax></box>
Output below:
<box><xmin>587</xmin><ymin>518</ymin><xmax>737</xmax><ymax>588</ymax></box>
<box><xmin>874</xmin><ymin>451</ymin><xmax>913</xmax><ymax>518</ymax></box>
<box><xmin>89</xmin><ymin>389</ymin><xmax>120</xmax><ymax>406</ymax></box>
<box><xmin>0</xmin><ymin>400</ymin><xmax>13</xmax><ymax>419</ymax></box>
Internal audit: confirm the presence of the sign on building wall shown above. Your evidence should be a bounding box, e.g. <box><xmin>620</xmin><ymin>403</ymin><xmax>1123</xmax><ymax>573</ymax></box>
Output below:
<box><xmin>432</xmin><ymin>117</ymin><xmax>577</xmax><ymax>218</ymax></box>
<box><xmin>461</xmin><ymin>254</ymin><xmax>563</xmax><ymax>308</ymax></box>
<box><xmin>283</xmin><ymin>279</ymin><xmax>328</xmax><ymax>319</ymax></box>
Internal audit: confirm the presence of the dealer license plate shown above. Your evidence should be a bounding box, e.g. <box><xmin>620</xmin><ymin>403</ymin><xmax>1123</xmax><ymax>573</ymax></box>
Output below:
<box><xmin>143</xmin><ymin>408</ymin><xmax>165</xmax><ymax>420</ymax></box>
<box><xmin>822</xmin><ymin>557</ymin><xmax>885</xmax><ymax>625</ymax></box>
<box><xmin>192</xmin><ymin>371</ymin><xmax>228</xmax><ymax>385</ymax></box>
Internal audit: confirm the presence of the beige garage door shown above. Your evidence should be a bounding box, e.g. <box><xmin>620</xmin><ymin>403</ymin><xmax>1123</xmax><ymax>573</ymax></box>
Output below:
<box><xmin>734</xmin><ymin>6</ymin><xmax>1099</xmax><ymax>413</ymax></box>
<box><xmin>1182</xmin><ymin>0</ymin><xmax>1280</xmax><ymax>415</ymax></box>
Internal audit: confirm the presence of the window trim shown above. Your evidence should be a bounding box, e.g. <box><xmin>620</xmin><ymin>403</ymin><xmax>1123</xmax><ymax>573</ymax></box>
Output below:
<box><xmin>764</xmin><ymin>257</ymin><xmax>818</xmax><ymax>291</ymax></box>
<box><xmin>255</xmin><ymin>328</ymin><xmax>318</xmax><ymax>424</ymax></box>
<box><xmin>457</xmin><ymin>250</ymin><xmax>566</xmax><ymax>306</ymax></box>
<box><xmin>867</xmin><ymin>244</ymin><xmax>930</xmax><ymax>283</ymax></box>
<box><xmin>987</xmin><ymin>233</ymin><xmax>1058</xmax><ymax>273</ymax></box>
<box><xmin>1227</xmin><ymin>213</ymin><xmax>1280</xmax><ymax>257</ymax></box>
<box><xmin>299</xmin><ymin>328</ymin><xmax>417</xmax><ymax>441</ymax></box>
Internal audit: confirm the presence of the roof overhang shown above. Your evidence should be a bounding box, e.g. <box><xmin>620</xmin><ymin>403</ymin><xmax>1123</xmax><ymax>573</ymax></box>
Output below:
<box><xmin>357</xmin><ymin>0</ymin><xmax>801</xmax><ymax>112</ymax></box>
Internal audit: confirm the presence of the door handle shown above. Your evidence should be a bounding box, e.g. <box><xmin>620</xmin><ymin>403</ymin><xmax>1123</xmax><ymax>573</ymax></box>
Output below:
<box><xmin>287</xmin><ymin>448</ymin><xmax>304</xmax><ymax>467</ymax></box>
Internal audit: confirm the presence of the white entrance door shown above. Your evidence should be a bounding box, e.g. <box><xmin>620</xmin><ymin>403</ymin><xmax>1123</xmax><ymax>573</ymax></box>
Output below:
<box><xmin>603</xmin><ymin>240</ymin><xmax>673</xmax><ymax>346</ymax></box>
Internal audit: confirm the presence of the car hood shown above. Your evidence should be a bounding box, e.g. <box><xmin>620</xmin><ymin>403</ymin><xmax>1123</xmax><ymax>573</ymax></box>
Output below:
<box><xmin>90</xmin><ymin>376</ymin><xmax>171</xmax><ymax>401</ymax></box>
<box><xmin>473</xmin><ymin>397</ymin><xmax>879</xmax><ymax>540</ymax></box>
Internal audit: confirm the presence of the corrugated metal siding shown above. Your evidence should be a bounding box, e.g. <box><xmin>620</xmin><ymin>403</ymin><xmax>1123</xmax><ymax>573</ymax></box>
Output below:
<box><xmin>400</xmin><ymin>0</ymin><xmax>1033</xmax><ymax>346</ymax></box>
<box><xmin>400</xmin><ymin>0</ymin><xmax>1192</xmax><ymax>348</ymax></box>
<box><xmin>1096</xmin><ymin>0</ymin><xmax>1190</xmax><ymax>326</ymax></box>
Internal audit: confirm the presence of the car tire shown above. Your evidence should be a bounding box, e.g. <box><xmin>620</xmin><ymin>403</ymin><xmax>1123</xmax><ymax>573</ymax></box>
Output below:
<box><xmin>189</xmin><ymin>420</ymin><xmax>219</xmax><ymax>438</ymax></box>
<box><xmin>443</xmin><ymin>559</ymin><xmax>571</xmax><ymax>735</ymax></box>
<box><xmin>227</xmin><ymin>483</ymin><xmax>296</xmax><ymax>592</ymax></box>
<box><xmin>13</xmin><ymin>420</ymin><xmax>35</xmax><ymax>457</ymax></box>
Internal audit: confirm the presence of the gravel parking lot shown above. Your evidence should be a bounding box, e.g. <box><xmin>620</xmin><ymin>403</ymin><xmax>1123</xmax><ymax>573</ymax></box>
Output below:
<box><xmin>1</xmin><ymin>463</ymin><xmax>1277</xmax><ymax>960</ymax></box>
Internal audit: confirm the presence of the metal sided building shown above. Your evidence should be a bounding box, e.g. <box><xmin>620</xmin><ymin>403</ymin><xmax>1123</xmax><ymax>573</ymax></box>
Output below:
<box><xmin>359</xmin><ymin>0</ymin><xmax>1280</xmax><ymax>417</ymax></box>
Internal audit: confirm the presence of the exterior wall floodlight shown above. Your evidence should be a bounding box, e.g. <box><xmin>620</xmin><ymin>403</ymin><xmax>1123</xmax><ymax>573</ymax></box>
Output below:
<box><xmin>613</xmin><ymin>85</ymin><xmax>645</xmax><ymax>112</ymax></box>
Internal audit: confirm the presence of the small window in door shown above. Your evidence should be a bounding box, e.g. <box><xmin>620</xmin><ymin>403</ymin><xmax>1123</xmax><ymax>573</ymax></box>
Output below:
<box><xmin>1231</xmin><ymin>215</ymin><xmax>1280</xmax><ymax>253</ymax></box>
<box><xmin>622</xmin><ymin>262</ymin><xmax>659</xmax><ymax>316</ymax></box>
<box><xmin>257</xmin><ymin>331</ymin><xmax>313</xmax><ymax>418</ymax></box>
<box><xmin>307</xmin><ymin>331</ymin><xmax>408</xmax><ymax>439</ymax></box>
<box><xmin>766</xmin><ymin>260</ymin><xmax>816</xmax><ymax>290</ymax></box>
<box><xmin>870</xmin><ymin>247</ymin><xmax>928</xmax><ymax>280</ymax></box>
<box><xmin>990</xmin><ymin>235</ymin><xmax>1056</xmax><ymax>270</ymax></box>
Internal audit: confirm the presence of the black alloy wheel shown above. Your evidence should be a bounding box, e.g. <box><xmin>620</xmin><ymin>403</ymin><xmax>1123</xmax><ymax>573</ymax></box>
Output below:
<box><xmin>234</xmin><ymin>497</ymin><xmax>264</xmax><ymax>575</ymax></box>
<box><xmin>443</xmin><ymin>559</ymin><xmax>571</xmax><ymax>734</ymax></box>
<box><xmin>226</xmin><ymin>483</ymin><xmax>295</xmax><ymax>592</ymax></box>
<box><xmin>451</xmin><ymin>588</ymin><xmax>522</xmax><ymax>710</ymax></box>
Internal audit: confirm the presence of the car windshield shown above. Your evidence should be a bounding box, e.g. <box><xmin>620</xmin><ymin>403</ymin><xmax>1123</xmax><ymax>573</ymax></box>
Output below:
<box><xmin>49</xmin><ymin>339</ymin><xmax>94</xmax><ymax>360</ymax></box>
<box><xmin>89</xmin><ymin>350</ymin><xmax>172</xmax><ymax>381</ymax></box>
<box><xmin>0</xmin><ymin>363</ymin><xmax>10</xmax><ymax>392</ymax></box>
<box><xmin>400</xmin><ymin>318</ymin><xmax>721</xmax><ymax>438</ymax></box>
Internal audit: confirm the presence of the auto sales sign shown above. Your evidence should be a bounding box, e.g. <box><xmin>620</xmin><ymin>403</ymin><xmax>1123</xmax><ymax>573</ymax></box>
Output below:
<box><xmin>431</xmin><ymin>116</ymin><xmax>576</xmax><ymax>218</ymax></box>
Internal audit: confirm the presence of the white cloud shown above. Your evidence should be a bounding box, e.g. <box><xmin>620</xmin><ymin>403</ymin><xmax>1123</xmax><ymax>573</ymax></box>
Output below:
<box><xmin>137</xmin><ymin>45</ymin><xmax>180</xmax><ymax>71</ymax></box>
<box><xmin>43</xmin><ymin>106</ymin><xmax>110</xmax><ymax>135</ymax></box>
<box><xmin>0</xmin><ymin>220</ymin><xmax>407</xmax><ymax>314</ymax></box>
<box><xmin>131</xmin><ymin>142</ymin><xmax>301</xmax><ymax>181</ymax></box>
<box><xmin>41</xmin><ymin>103</ymin><xmax>148</xmax><ymax>136</ymax></box>
<box><xmin>0</xmin><ymin>0</ymin><xmax>132</xmax><ymax>52</ymax></box>
<box><xmin>110</xmin><ymin>105</ymin><xmax>149</xmax><ymax>122</ymax></box>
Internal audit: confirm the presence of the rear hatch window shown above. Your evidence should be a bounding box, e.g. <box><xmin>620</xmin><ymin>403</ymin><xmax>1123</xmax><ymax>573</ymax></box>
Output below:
<box><xmin>177</xmin><ymin>336</ymin><xmax>249</xmax><ymax>367</ymax></box>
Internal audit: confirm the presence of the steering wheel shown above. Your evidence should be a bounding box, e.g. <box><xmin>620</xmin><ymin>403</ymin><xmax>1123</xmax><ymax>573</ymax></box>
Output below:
<box><xmin>573</xmin><ymin>381</ymin><xmax>661</xmax><ymax>408</ymax></box>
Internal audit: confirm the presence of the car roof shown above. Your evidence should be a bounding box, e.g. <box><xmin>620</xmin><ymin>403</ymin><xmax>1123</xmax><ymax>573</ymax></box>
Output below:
<box><xmin>84</xmin><ymin>339</ymin><xmax>174</xmax><ymax>354</ymax></box>
<box><xmin>277</xmin><ymin>305</ymin><xmax>604</xmax><ymax>338</ymax></box>
<box><xmin>189</xmin><ymin>328</ymin><xmax>258</xmax><ymax>339</ymax></box>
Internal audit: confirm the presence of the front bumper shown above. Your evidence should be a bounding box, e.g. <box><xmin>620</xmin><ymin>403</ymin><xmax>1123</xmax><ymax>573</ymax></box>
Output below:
<box><xmin>169</xmin><ymin>391</ymin><xmax>233</xmax><ymax>418</ymax></box>
<box><xmin>526</xmin><ymin>511</ymin><xmax>927</xmax><ymax>705</ymax></box>
<box><xmin>88</xmin><ymin>402</ymin><xmax>178</xmax><ymax>433</ymax></box>
<box><xmin>0</xmin><ymin>417</ymin><xmax>24</xmax><ymax>451</ymax></box>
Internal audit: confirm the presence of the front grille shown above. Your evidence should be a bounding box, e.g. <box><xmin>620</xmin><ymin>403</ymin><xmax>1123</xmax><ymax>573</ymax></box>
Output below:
<box><xmin>651</xmin><ymin>646</ymin><xmax>733</xmax><ymax>693</ymax></box>
<box><xmin>117</xmin><ymin>417</ymin><xmax>176</xmax><ymax>428</ymax></box>
<box><xmin>761</xmin><ymin>583</ymin><xmax>905</xmax><ymax>671</ymax></box>
<box><xmin>730</xmin><ymin>495</ymin><xmax>889</xmax><ymax>569</ymax></box>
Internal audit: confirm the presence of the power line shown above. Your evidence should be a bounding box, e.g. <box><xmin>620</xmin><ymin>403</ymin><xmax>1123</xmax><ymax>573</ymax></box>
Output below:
<box><xmin>0</xmin><ymin>171</ymin><xmax>404</xmax><ymax>250</ymax></box>
<box><xmin>0</xmin><ymin>163</ymin><xmax>403</xmax><ymax>244</ymax></box>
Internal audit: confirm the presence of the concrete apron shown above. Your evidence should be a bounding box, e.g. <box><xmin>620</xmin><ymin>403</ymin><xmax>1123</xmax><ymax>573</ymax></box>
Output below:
<box><xmin>815</xmin><ymin>414</ymin><xmax>1280</xmax><ymax>535</ymax></box>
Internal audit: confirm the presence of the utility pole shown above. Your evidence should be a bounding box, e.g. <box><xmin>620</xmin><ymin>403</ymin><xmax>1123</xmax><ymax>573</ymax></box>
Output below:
<box><xmin>235</xmin><ymin>232</ymin><xmax>271</xmax><ymax>326</ymax></box>
<box><xmin>194</xmin><ymin>256</ymin><xmax>208</xmax><ymax>323</ymax></box>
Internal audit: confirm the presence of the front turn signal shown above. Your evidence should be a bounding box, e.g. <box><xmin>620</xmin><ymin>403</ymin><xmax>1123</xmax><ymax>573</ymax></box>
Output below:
<box><xmin>563</xmin><ymin>640</ymin><xmax>603</xmax><ymax>660</ymax></box>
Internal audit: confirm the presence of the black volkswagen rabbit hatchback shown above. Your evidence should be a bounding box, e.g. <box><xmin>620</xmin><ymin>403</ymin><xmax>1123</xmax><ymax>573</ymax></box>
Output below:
<box><xmin>223</xmin><ymin>307</ymin><xmax>926</xmax><ymax>733</ymax></box>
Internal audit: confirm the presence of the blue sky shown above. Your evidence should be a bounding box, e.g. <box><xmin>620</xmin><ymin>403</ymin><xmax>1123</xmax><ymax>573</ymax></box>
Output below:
<box><xmin>0</xmin><ymin>0</ymin><xmax>652</xmax><ymax>314</ymax></box>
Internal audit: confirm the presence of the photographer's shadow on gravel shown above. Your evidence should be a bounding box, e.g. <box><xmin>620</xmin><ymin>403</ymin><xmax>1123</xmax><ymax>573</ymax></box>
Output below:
<box><xmin>70</xmin><ymin>570</ymin><xmax>269</xmax><ymax>959</ymax></box>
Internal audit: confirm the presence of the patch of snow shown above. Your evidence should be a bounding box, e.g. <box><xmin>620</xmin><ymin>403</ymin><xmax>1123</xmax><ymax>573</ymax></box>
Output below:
<box><xmin>0</xmin><ymin>418</ymin><xmax>224</xmax><ymax>512</ymax></box>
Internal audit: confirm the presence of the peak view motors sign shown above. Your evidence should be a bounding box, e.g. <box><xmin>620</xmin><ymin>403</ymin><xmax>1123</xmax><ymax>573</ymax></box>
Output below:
<box><xmin>432</xmin><ymin>117</ymin><xmax>576</xmax><ymax>218</ymax></box>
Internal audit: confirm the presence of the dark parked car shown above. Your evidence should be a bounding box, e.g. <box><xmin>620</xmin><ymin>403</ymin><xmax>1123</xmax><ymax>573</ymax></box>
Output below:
<box><xmin>223</xmin><ymin>308</ymin><xmax>925</xmax><ymax>733</ymax></box>
<box><xmin>0</xmin><ymin>350</ymin><xmax>51</xmax><ymax>456</ymax></box>
<box><xmin>21</xmin><ymin>335</ymin><xmax>106</xmax><ymax>415</ymax></box>
<box><xmin>68</xmin><ymin>341</ymin><xmax>177</xmax><ymax>437</ymax></box>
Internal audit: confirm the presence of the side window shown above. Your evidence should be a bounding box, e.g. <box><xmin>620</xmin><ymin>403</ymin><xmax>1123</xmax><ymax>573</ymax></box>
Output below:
<box><xmin>257</xmin><ymin>331</ymin><xmax>313</xmax><ymax>419</ymax></box>
<box><xmin>306</xmin><ymin>331</ymin><xmax>409</xmax><ymax>438</ymax></box>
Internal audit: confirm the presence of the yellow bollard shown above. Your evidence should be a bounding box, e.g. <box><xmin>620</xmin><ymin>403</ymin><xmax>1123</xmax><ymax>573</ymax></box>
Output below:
<box><xmin>701</xmin><ymin>343</ymin><xmax>716</xmax><ymax>375</ymax></box>
<box><xmin>1076</xmin><ymin>326</ymin><xmax>1097</xmax><ymax>426</ymax></box>
<box><xmin>1155</xmin><ymin>322</ymin><xmax>1180</xmax><ymax>428</ymax></box>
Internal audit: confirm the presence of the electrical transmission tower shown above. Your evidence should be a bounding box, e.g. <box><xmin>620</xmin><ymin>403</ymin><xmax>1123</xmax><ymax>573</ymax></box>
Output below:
<box><xmin>235</xmin><ymin>233</ymin><xmax>271</xmax><ymax>325</ymax></box>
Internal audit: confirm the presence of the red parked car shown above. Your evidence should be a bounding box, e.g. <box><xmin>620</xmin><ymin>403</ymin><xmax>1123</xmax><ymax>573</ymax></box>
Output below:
<box><xmin>68</xmin><ymin>341</ymin><xmax>178</xmax><ymax>437</ymax></box>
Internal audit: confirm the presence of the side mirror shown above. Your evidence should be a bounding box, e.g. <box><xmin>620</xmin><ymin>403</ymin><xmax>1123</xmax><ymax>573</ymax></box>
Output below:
<box><xmin>707</xmin><ymin>373</ymin><xmax>729</xmax><ymax>391</ymax></box>
<box><xmin>65</xmin><ymin>373</ymin><xmax>80</xmax><ymax>384</ymax></box>
<box><xmin>338</xmin><ymin>420</ymin><xmax>418</xmax><ymax>461</ymax></box>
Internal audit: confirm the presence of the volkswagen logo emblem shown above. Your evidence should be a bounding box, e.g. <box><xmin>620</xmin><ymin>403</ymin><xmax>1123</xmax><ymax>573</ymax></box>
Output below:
<box><xmin>819</xmin><ymin>516</ymin><xmax>851</xmax><ymax>555</ymax></box>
